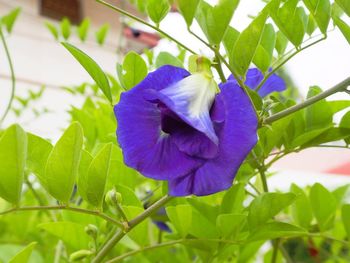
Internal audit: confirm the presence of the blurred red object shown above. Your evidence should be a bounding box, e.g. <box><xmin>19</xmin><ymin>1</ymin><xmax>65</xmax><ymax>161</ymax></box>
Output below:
<box><xmin>123</xmin><ymin>26</ymin><xmax>160</xmax><ymax>48</ymax></box>
<box><xmin>327</xmin><ymin>162</ymin><xmax>350</xmax><ymax>175</ymax></box>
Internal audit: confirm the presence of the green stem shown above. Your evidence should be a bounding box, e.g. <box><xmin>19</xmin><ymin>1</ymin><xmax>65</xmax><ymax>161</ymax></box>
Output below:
<box><xmin>264</xmin><ymin>76</ymin><xmax>350</xmax><ymax>124</ymax></box>
<box><xmin>213</xmin><ymin>52</ymin><xmax>227</xmax><ymax>83</ymax></box>
<box><xmin>96</xmin><ymin>0</ymin><xmax>196</xmax><ymax>55</ymax></box>
<box><xmin>255</xmin><ymin>36</ymin><xmax>326</xmax><ymax>92</ymax></box>
<box><xmin>271</xmin><ymin>239</ymin><xmax>280</xmax><ymax>263</ymax></box>
<box><xmin>258</xmin><ymin>166</ymin><xmax>269</xmax><ymax>193</ymax></box>
<box><xmin>0</xmin><ymin>28</ymin><xmax>16</xmax><ymax>127</ymax></box>
<box><xmin>106</xmin><ymin>238</ymin><xmax>242</xmax><ymax>263</ymax></box>
<box><xmin>92</xmin><ymin>195</ymin><xmax>173</xmax><ymax>263</ymax></box>
<box><xmin>0</xmin><ymin>205</ymin><xmax>123</xmax><ymax>227</ymax></box>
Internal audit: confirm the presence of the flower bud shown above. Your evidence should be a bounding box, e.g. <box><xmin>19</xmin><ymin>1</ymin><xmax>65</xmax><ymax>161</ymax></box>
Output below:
<box><xmin>69</xmin><ymin>250</ymin><xmax>93</xmax><ymax>261</ymax></box>
<box><xmin>105</xmin><ymin>189</ymin><xmax>122</xmax><ymax>206</ymax></box>
<box><xmin>85</xmin><ymin>224</ymin><xmax>98</xmax><ymax>240</ymax></box>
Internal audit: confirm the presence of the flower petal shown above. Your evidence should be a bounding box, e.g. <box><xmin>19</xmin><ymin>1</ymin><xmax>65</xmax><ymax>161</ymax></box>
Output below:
<box><xmin>154</xmin><ymin>73</ymin><xmax>219</xmax><ymax>144</ymax></box>
<box><xmin>169</xmin><ymin>83</ymin><xmax>258</xmax><ymax>196</ymax></box>
<box><xmin>257</xmin><ymin>72</ymin><xmax>286</xmax><ymax>97</ymax></box>
<box><xmin>115</xmin><ymin>66</ymin><xmax>203</xmax><ymax>180</ymax></box>
<box><xmin>227</xmin><ymin>68</ymin><xmax>286</xmax><ymax>97</ymax></box>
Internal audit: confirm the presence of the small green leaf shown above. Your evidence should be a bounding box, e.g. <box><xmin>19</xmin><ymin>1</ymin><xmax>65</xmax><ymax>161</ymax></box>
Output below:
<box><xmin>231</xmin><ymin>11</ymin><xmax>268</xmax><ymax>76</ymax></box>
<box><xmin>45</xmin><ymin>21</ymin><xmax>59</xmax><ymax>40</ymax></box>
<box><xmin>0</xmin><ymin>124</ymin><xmax>27</xmax><ymax>205</ymax></box>
<box><xmin>290</xmin><ymin>184</ymin><xmax>313</xmax><ymax>229</ymax></box>
<box><xmin>45</xmin><ymin>122</ymin><xmax>83</xmax><ymax>203</ymax></box>
<box><xmin>147</xmin><ymin>0</ymin><xmax>170</xmax><ymax>25</ymax></box>
<box><xmin>121</xmin><ymin>51</ymin><xmax>148</xmax><ymax>90</ymax></box>
<box><xmin>196</xmin><ymin>0</ymin><xmax>239</xmax><ymax>45</ymax></box>
<box><xmin>2</xmin><ymin>7</ymin><xmax>21</xmax><ymax>33</ymax></box>
<box><xmin>223</xmin><ymin>27</ymin><xmax>240</xmax><ymax>60</ymax></box>
<box><xmin>275</xmin><ymin>31</ymin><xmax>288</xmax><ymax>55</ymax></box>
<box><xmin>166</xmin><ymin>205</ymin><xmax>192</xmax><ymax>237</ymax></box>
<box><xmin>62</xmin><ymin>42</ymin><xmax>112</xmax><ymax>103</ymax></box>
<box><xmin>39</xmin><ymin>222</ymin><xmax>90</xmax><ymax>250</ymax></box>
<box><xmin>155</xmin><ymin>51</ymin><xmax>183</xmax><ymax>68</ymax></box>
<box><xmin>220</xmin><ymin>183</ymin><xmax>245</xmax><ymax>214</ymax></box>
<box><xmin>82</xmin><ymin>143</ymin><xmax>113</xmax><ymax>208</ymax></box>
<box><xmin>335</xmin><ymin>0</ymin><xmax>350</xmax><ymax>17</ymax></box>
<box><xmin>176</xmin><ymin>0</ymin><xmax>200</xmax><ymax>27</ymax></box>
<box><xmin>303</xmin><ymin>0</ymin><xmax>331</xmax><ymax>34</ymax></box>
<box><xmin>309</xmin><ymin>183</ymin><xmax>337</xmax><ymax>231</ymax></box>
<box><xmin>60</xmin><ymin>17</ymin><xmax>71</xmax><ymax>40</ymax></box>
<box><xmin>253</xmin><ymin>23</ymin><xmax>276</xmax><ymax>73</ymax></box>
<box><xmin>305</xmin><ymin>86</ymin><xmax>333</xmax><ymax>130</ymax></box>
<box><xmin>333</xmin><ymin>16</ymin><xmax>350</xmax><ymax>45</ymax></box>
<box><xmin>270</xmin><ymin>0</ymin><xmax>307</xmax><ymax>47</ymax></box>
<box><xmin>8</xmin><ymin>242</ymin><xmax>36</xmax><ymax>263</ymax></box>
<box><xmin>27</xmin><ymin>133</ymin><xmax>53</xmax><ymax>187</ymax></box>
<box><xmin>95</xmin><ymin>24</ymin><xmax>109</xmax><ymax>45</ymax></box>
<box><xmin>248</xmin><ymin>192</ymin><xmax>296</xmax><ymax>229</ymax></box>
<box><xmin>77</xmin><ymin>18</ymin><xmax>90</xmax><ymax>42</ymax></box>
<box><xmin>216</xmin><ymin>213</ymin><xmax>246</xmax><ymax>238</ymax></box>
<box><xmin>248</xmin><ymin>222</ymin><xmax>307</xmax><ymax>242</ymax></box>
<box><xmin>341</xmin><ymin>204</ymin><xmax>350</xmax><ymax>239</ymax></box>
<box><xmin>307</xmin><ymin>14</ymin><xmax>317</xmax><ymax>36</ymax></box>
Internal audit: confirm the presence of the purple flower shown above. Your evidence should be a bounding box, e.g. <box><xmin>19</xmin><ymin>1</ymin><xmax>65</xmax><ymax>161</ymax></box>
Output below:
<box><xmin>114</xmin><ymin>65</ymin><xmax>260</xmax><ymax>196</ymax></box>
<box><xmin>228</xmin><ymin>68</ymin><xmax>286</xmax><ymax>97</ymax></box>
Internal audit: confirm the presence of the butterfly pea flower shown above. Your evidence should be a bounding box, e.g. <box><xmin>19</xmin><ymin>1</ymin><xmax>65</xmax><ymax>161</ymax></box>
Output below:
<box><xmin>114</xmin><ymin>62</ymin><xmax>284</xmax><ymax>196</ymax></box>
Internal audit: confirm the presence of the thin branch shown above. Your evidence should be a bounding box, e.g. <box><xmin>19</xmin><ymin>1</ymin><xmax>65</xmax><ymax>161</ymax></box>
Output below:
<box><xmin>264</xmin><ymin>76</ymin><xmax>350</xmax><ymax>124</ymax></box>
<box><xmin>106</xmin><ymin>238</ymin><xmax>242</xmax><ymax>263</ymax></box>
<box><xmin>255</xmin><ymin>36</ymin><xmax>326</xmax><ymax>92</ymax></box>
<box><xmin>0</xmin><ymin>28</ymin><xmax>16</xmax><ymax>127</ymax></box>
<box><xmin>96</xmin><ymin>0</ymin><xmax>196</xmax><ymax>55</ymax></box>
<box><xmin>0</xmin><ymin>205</ymin><xmax>124</xmax><ymax>227</ymax></box>
<box><xmin>92</xmin><ymin>195</ymin><xmax>174</xmax><ymax>263</ymax></box>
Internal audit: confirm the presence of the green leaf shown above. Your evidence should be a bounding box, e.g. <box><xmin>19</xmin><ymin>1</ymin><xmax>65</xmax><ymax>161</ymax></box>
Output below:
<box><xmin>45</xmin><ymin>22</ymin><xmax>59</xmax><ymax>40</ymax></box>
<box><xmin>333</xmin><ymin>16</ymin><xmax>350</xmax><ymax>45</ymax></box>
<box><xmin>195</xmin><ymin>0</ymin><xmax>239</xmax><ymax>45</ymax></box>
<box><xmin>329</xmin><ymin>100</ymin><xmax>350</xmax><ymax>114</ymax></box>
<box><xmin>231</xmin><ymin>11</ymin><xmax>268</xmax><ymax>76</ymax></box>
<box><xmin>166</xmin><ymin>205</ymin><xmax>192</xmax><ymax>237</ymax></box>
<box><xmin>275</xmin><ymin>31</ymin><xmax>288</xmax><ymax>55</ymax></box>
<box><xmin>270</xmin><ymin>0</ymin><xmax>307</xmax><ymax>47</ymax></box>
<box><xmin>26</xmin><ymin>133</ymin><xmax>53</xmax><ymax>187</ymax></box>
<box><xmin>0</xmin><ymin>124</ymin><xmax>27</xmax><ymax>204</ymax></box>
<box><xmin>290</xmin><ymin>184</ymin><xmax>313</xmax><ymax>229</ymax></box>
<box><xmin>147</xmin><ymin>0</ymin><xmax>170</xmax><ymax>25</ymax></box>
<box><xmin>155</xmin><ymin>51</ymin><xmax>183</xmax><ymax>68</ymax></box>
<box><xmin>305</xmin><ymin>86</ymin><xmax>333</xmax><ymax>130</ymax></box>
<box><xmin>39</xmin><ymin>222</ymin><xmax>90</xmax><ymax>250</ymax></box>
<box><xmin>248</xmin><ymin>222</ymin><xmax>307</xmax><ymax>242</ymax></box>
<box><xmin>341</xmin><ymin>204</ymin><xmax>350</xmax><ymax>239</ymax></box>
<box><xmin>223</xmin><ymin>26</ymin><xmax>240</xmax><ymax>60</ymax></box>
<box><xmin>176</xmin><ymin>0</ymin><xmax>200</xmax><ymax>27</ymax></box>
<box><xmin>216</xmin><ymin>213</ymin><xmax>246</xmax><ymax>238</ymax></box>
<box><xmin>309</xmin><ymin>183</ymin><xmax>337</xmax><ymax>231</ymax></box>
<box><xmin>121</xmin><ymin>51</ymin><xmax>148</xmax><ymax>90</ymax></box>
<box><xmin>306</xmin><ymin>14</ymin><xmax>317</xmax><ymax>36</ymax></box>
<box><xmin>82</xmin><ymin>143</ymin><xmax>112</xmax><ymax>208</ymax></box>
<box><xmin>220</xmin><ymin>183</ymin><xmax>245</xmax><ymax>214</ymax></box>
<box><xmin>95</xmin><ymin>24</ymin><xmax>109</xmax><ymax>45</ymax></box>
<box><xmin>60</xmin><ymin>17</ymin><xmax>71</xmax><ymax>40</ymax></box>
<box><xmin>253</xmin><ymin>23</ymin><xmax>276</xmax><ymax>73</ymax></box>
<box><xmin>45</xmin><ymin>122</ymin><xmax>83</xmax><ymax>203</ymax></box>
<box><xmin>248</xmin><ymin>192</ymin><xmax>296</xmax><ymax>229</ymax></box>
<box><xmin>335</xmin><ymin>0</ymin><xmax>350</xmax><ymax>17</ymax></box>
<box><xmin>77</xmin><ymin>18</ymin><xmax>90</xmax><ymax>42</ymax></box>
<box><xmin>62</xmin><ymin>42</ymin><xmax>112</xmax><ymax>103</ymax></box>
<box><xmin>2</xmin><ymin>7</ymin><xmax>21</xmax><ymax>33</ymax></box>
<box><xmin>303</xmin><ymin>0</ymin><xmax>331</xmax><ymax>34</ymax></box>
<box><xmin>8</xmin><ymin>242</ymin><xmax>36</xmax><ymax>263</ymax></box>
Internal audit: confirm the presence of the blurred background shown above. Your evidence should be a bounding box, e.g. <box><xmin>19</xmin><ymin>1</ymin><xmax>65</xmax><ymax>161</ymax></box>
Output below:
<box><xmin>0</xmin><ymin>0</ymin><xmax>350</xmax><ymax>190</ymax></box>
